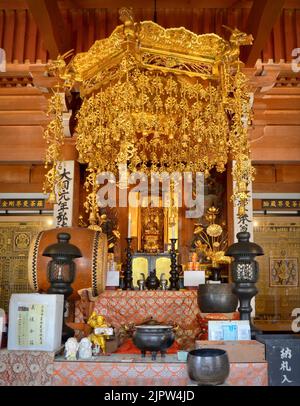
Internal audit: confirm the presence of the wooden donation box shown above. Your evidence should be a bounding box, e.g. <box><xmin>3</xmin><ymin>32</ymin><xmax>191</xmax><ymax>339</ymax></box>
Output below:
<box><xmin>257</xmin><ymin>334</ymin><xmax>300</xmax><ymax>386</ymax></box>
<box><xmin>195</xmin><ymin>340</ymin><xmax>266</xmax><ymax>363</ymax></box>
<box><xmin>132</xmin><ymin>253</ymin><xmax>171</xmax><ymax>287</ymax></box>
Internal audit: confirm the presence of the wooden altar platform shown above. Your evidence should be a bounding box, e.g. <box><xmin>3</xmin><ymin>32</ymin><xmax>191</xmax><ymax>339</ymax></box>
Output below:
<box><xmin>0</xmin><ymin>350</ymin><xmax>268</xmax><ymax>386</ymax></box>
<box><xmin>75</xmin><ymin>290</ymin><xmax>202</xmax><ymax>348</ymax></box>
<box><xmin>0</xmin><ymin>290</ymin><xmax>268</xmax><ymax>386</ymax></box>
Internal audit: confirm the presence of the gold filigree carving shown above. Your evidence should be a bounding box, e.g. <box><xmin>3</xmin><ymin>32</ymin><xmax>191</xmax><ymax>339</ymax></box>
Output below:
<box><xmin>44</xmin><ymin>8</ymin><xmax>254</xmax><ymax>230</ymax></box>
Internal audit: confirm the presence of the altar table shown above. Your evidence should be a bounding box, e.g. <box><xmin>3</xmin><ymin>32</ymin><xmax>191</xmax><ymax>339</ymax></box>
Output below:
<box><xmin>0</xmin><ymin>290</ymin><xmax>268</xmax><ymax>386</ymax></box>
<box><xmin>0</xmin><ymin>350</ymin><xmax>268</xmax><ymax>386</ymax></box>
<box><xmin>52</xmin><ymin>354</ymin><xmax>268</xmax><ymax>386</ymax></box>
<box><xmin>75</xmin><ymin>290</ymin><xmax>202</xmax><ymax>348</ymax></box>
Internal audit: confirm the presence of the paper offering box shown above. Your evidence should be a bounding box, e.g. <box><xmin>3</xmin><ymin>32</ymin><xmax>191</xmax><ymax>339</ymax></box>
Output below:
<box><xmin>8</xmin><ymin>293</ymin><xmax>64</xmax><ymax>351</ymax></box>
<box><xmin>208</xmin><ymin>320</ymin><xmax>251</xmax><ymax>341</ymax></box>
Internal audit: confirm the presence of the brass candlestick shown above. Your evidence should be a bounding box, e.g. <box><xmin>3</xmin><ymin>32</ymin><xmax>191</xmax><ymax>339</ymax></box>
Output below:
<box><xmin>123</xmin><ymin>237</ymin><xmax>134</xmax><ymax>290</ymax></box>
<box><xmin>169</xmin><ymin>238</ymin><xmax>179</xmax><ymax>290</ymax></box>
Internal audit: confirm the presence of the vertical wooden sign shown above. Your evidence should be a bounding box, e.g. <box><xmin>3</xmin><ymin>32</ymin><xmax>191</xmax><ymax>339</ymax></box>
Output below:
<box><xmin>53</xmin><ymin>161</ymin><xmax>75</xmax><ymax>228</ymax></box>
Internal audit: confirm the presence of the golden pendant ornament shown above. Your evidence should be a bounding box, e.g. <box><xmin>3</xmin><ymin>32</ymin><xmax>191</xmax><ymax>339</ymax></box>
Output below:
<box><xmin>43</xmin><ymin>8</ymin><xmax>254</xmax><ymax>230</ymax></box>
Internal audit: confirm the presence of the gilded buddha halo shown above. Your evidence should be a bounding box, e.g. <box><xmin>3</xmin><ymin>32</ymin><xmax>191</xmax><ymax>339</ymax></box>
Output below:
<box><xmin>43</xmin><ymin>8</ymin><xmax>254</xmax><ymax>230</ymax></box>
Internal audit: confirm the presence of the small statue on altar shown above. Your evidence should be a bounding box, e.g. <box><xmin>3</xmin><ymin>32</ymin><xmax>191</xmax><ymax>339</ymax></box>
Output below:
<box><xmin>87</xmin><ymin>311</ymin><xmax>111</xmax><ymax>354</ymax></box>
<box><xmin>65</xmin><ymin>337</ymin><xmax>79</xmax><ymax>361</ymax></box>
<box><xmin>145</xmin><ymin>269</ymin><xmax>160</xmax><ymax>290</ymax></box>
<box><xmin>78</xmin><ymin>337</ymin><xmax>93</xmax><ymax>359</ymax></box>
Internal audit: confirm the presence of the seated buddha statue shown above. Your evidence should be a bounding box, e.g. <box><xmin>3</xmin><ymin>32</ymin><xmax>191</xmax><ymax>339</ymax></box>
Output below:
<box><xmin>143</xmin><ymin>213</ymin><xmax>160</xmax><ymax>253</ymax></box>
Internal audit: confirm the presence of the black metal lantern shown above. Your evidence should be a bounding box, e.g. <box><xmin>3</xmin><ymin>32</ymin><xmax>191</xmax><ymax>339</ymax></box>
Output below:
<box><xmin>225</xmin><ymin>231</ymin><xmax>264</xmax><ymax>336</ymax></box>
<box><xmin>43</xmin><ymin>232</ymin><xmax>82</xmax><ymax>343</ymax></box>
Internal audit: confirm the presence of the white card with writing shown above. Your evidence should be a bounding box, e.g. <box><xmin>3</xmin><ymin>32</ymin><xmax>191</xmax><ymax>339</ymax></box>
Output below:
<box><xmin>94</xmin><ymin>327</ymin><xmax>114</xmax><ymax>336</ymax></box>
<box><xmin>208</xmin><ymin>320</ymin><xmax>251</xmax><ymax>341</ymax></box>
<box><xmin>8</xmin><ymin>294</ymin><xmax>64</xmax><ymax>351</ymax></box>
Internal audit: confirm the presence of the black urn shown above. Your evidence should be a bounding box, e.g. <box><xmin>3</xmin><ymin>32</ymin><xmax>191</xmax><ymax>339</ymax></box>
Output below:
<box><xmin>133</xmin><ymin>325</ymin><xmax>175</xmax><ymax>360</ymax></box>
<box><xmin>197</xmin><ymin>283</ymin><xmax>238</xmax><ymax>313</ymax></box>
<box><xmin>187</xmin><ymin>348</ymin><xmax>230</xmax><ymax>385</ymax></box>
<box><xmin>145</xmin><ymin>269</ymin><xmax>160</xmax><ymax>290</ymax></box>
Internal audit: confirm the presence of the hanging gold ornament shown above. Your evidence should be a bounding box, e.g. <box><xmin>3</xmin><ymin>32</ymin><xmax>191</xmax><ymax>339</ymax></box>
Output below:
<box><xmin>44</xmin><ymin>8</ymin><xmax>254</xmax><ymax>230</ymax></box>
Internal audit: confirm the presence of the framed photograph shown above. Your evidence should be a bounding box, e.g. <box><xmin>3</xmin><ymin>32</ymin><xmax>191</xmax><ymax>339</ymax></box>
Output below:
<box><xmin>269</xmin><ymin>258</ymin><xmax>298</xmax><ymax>287</ymax></box>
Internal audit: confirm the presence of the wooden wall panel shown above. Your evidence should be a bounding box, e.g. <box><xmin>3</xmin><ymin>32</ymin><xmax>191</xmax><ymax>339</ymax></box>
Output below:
<box><xmin>0</xmin><ymin>95</ymin><xmax>48</xmax><ymax>110</ymax></box>
<box><xmin>0</xmin><ymin>87</ymin><xmax>42</xmax><ymax>95</ymax></box>
<box><xmin>13</xmin><ymin>8</ymin><xmax>26</xmax><ymax>63</ymax></box>
<box><xmin>0</xmin><ymin>126</ymin><xmax>46</xmax><ymax>162</ymax></box>
<box><xmin>0</xmin><ymin>6</ymin><xmax>299</xmax><ymax>64</ymax></box>
<box><xmin>250</xmin><ymin>65</ymin><xmax>300</xmax><ymax>164</ymax></box>
<box><xmin>254</xmin><ymin>97</ymin><xmax>300</xmax><ymax>110</ymax></box>
<box><xmin>0</xmin><ymin>164</ymin><xmax>30</xmax><ymax>183</ymax></box>
<box><xmin>253</xmin><ymin>164</ymin><xmax>300</xmax><ymax>193</ymax></box>
<box><xmin>0</xmin><ymin>111</ymin><xmax>48</xmax><ymax>125</ymax></box>
<box><xmin>0</xmin><ymin>164</ymin><xmax>46</xmax><ymax>193</ymax></box>
<box><xmin>30</xmin><ymin>164</ymin><xmax>47</xmax><ymax>183</ymax></box>
<box><xmin>0</xmin><ymin>10</ymin><xmax>4</xmax><ymax>47</ymax></box>
<box><xmin>253</xmin><ymin>110</ymin><xmax>300</xmax><ymax>126</ymax></box>
<box><xmin>2</xmin><ymin>9</ymin><xmax>15</xmax><ymax>63</ymax></box>
<box><xmin>24</xmin><ymin>10</ymin><xmax>37</xmax><ymax>63</ymax></box>
<box><xmin>253</xmin><ymin>165</ymin><xmax>276</xmax><ymax>183</ymax></box>
<box><xmin>250</xmin><ymin>130</ymin><xmax>300</xmax><ymax>162</ymax></box>
<box><xmin>276</xmin><ymin>165</ymin><xmax>300</xmax><ymax>183</ymax></box>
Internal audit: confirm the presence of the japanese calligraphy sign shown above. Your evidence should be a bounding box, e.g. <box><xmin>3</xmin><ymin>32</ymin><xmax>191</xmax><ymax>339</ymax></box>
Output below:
<box><xmin>262</xmin><ymin>199</ymin><xmax>300</xmax><ymax>210</ymax></box>
<box><xmin>257</xmin><ymin>334</ymin><xmax>300</xmax><ymax>386</ymax></box>
<box><xmin>17</xmin><ymin>304</ymin><xmax>46</xmax><ymax>347</ymax></box>
<box><xmin>53</xmin><ymin>161</ymin><xmax>75</xmax><ymax>228</ymax></box>
<box><xmin>0</xmin><ymin>199</ymin><xmax>45</xmax><ymax>210</ymax></box>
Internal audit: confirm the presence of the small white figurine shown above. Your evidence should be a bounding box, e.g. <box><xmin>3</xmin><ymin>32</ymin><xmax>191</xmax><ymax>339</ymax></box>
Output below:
<box><xmin>64</xmin><ymin>337</ymin><xmax>79</xmax><ymax>361</ymax></box>
<box><xmin>92</xmin><ymin>344</ymin><xmax>100</xmax><ymax>356</ymax></box>
<box><xmin>78</xmin><ymin>337</ymin><xmax>93</xmax><ymax>360</ymax></box>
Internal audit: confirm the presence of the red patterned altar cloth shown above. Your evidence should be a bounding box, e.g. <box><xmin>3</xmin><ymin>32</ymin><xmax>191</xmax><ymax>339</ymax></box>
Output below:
<box><xmin>0</xmin><ymin>350</ymin><xmax>54</xmax><ymax>386</ymax></box>
<box><xmin>90</xmin><ymin>290</ymin><xmax>201</xmax><ymax>348</ymax></box>
<box><xmin>0</xmin><ymin>349</ymin><xmax>268</xmax><ymax>386</ymax></box>
<box><xmin>52</xmin><ymin>358</ymin><xmax>268</xmax><ymax>386</ymax></box>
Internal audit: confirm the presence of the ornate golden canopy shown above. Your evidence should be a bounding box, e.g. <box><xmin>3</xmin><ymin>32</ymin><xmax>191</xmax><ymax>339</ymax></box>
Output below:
<box><xmin>44</xmin><ymin>8</ymin><xmax>254</xmax><ymax>230</ymax></box>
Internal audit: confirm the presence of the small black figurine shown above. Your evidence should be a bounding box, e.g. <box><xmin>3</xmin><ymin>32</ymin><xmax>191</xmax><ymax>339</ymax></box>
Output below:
<box><xmin>177</xmin><ymin>264</ymin><xmax>185</xmax><ymax>289</ymax></box>
<box><xmin>145</xmin><ymin>269</ymin><xmax>160</xmax><ymax>290</ymax></box>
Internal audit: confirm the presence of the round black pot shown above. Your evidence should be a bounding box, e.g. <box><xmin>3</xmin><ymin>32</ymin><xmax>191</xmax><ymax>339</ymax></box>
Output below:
<box><xmin>198</xmin><ymin>283</ymin><xmax>238</xmax><ymax>313</ymax></box>
<box><xmin>187</xmin><ymin>348</ymin><xmax>230</xmax><ymax>385</ymax></box>
<box><xmin>132</xmin><ymin>325</ymin><xmax>175</xmax><ymax>360</ymax></box>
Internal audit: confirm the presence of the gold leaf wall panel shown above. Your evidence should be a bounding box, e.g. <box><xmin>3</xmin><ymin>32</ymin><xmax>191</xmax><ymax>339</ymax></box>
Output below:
<box><xmin>254</xmin><ymin>216</ymin><xmax>300</xmax><ymax>321</ymax></box>
<box><xmin>0</xmin><ymin>218</ymin><xmax>52</xmax><ymax>312</ymax></box>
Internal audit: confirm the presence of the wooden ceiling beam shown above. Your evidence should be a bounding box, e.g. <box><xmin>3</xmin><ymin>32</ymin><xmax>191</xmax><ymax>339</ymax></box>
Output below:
<box><xmin>1</xmin><ymin>0</ymin><xmax>299</xmax><ymax>9</ymax></box>
<box><xmin>0</xmin><ymin>0</ymin><xmax>251</xmax><ymax>9</ymax></box>
<box><xmin>26</xmin><ymin>0</ymin><xmax>72</xmax><ymax>59</ymax></box>
<box><xmin>242</xmin><ymin>0</ymin><xmax>284</xmax><ymax>67</ymax></box>
<box><xmin>56</xmin><ymin>0</ymin><xmax>245</xmax><ymax>9</ymax></box>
